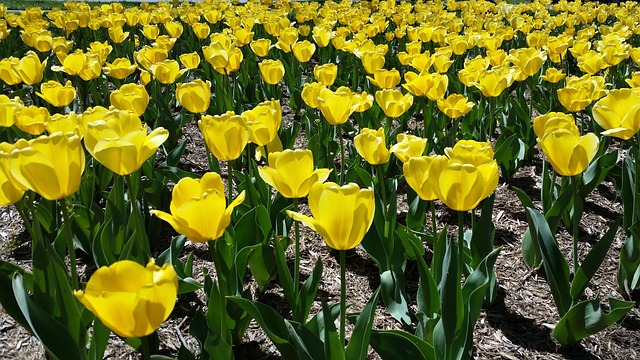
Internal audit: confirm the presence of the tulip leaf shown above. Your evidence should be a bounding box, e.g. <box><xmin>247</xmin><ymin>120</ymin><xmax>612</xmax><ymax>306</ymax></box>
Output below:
<box><xmin>304</xmin><ymin>302</ymin><xmax>341</xmax><ymax>336</ymax></box>
<box><xmin>398</xmin><ymin>231</ymin><xmax>439</xmax><ymax>317</ymax></box>
<box><xmin>579</xmin><ymin>150</ymin><xmax>618</xmax><ymax>198</ymax></box>
<box><xmin>88</xmin><ymin>318</ymin><xmax>110</xmax><ymax>360</ymax></box>
<box><xmin>369</xmin><ymin>330</ymin><xmax>436</xmax><ymax>360</ymax></box>
<box><xmin>571</xmin><ymin>218</ymin><xmax>620</xmax><ymax>301</ymax></box>
<box><xmin>360</xmin><ymin>225</ymin><xmax>387</xmax><ymax>271</ymax></box>
<box><xmin>12</xmin><ymin>273</ymin><xmax>83</xmax><ymax>360</ymax></box>
<box><xmin>248</xmin><ymin>243</ymin><xmax>277</xmax><ymax>293</ymax></box>
<box><xmin>155</xmin><ymin>164</ymin><xmax>200</xmax><ymax>184</ymax></box>
<box><xmin>380</xmin><ymin>269</ymin><xmax>412</xmax><ymax>326</ymax></box>
<box><xmin>494</xmin><ymin>133</ymin><xmax>527</xmax><ymax>181</ymax></box>
<box><xmin>318</xmin><ymin>301</ymin><xmax>346</xmax><ymax>360</ymax></box>
<box><xmin>553</xmin><ymin>298</ymin><xmax>634</xmax><ymax>347</ymax></box>
<box><xmin>405</xmin><ymin>186</ymin><xmax>428</xmax><ymax>232</ymax></box>
<box><xmin>0</xmin><ymin>264</ymin><xmax>29</xmax><ymax>331</ymax></box>
<box><xmin>295</xmin><ymin>259</ymin><xmax>323</xmax><ymax>323</ymax></box>
<box><xmin>345</xmin><ymin>287</ymin><xmax>381</xmax><ymax>360</ymax></box>
<box><xmin>395</xmin><ymin>224</ymin><xmax>426</xmax><ymax>260</ymax></box>
<box><xmin>525</xmin><ymin>208</ymin><xmax>571</xmax><ymax>316</ymax></box>
<box><xmin>204</xmin><ymin>278</ymin><xmax>233</xmax><ymax>360</ymax></box>
<box><xmin>438</xmin><ymin>237</ymin><xmax>463</xmax><ymax>344</ymax></box>
<box><xmin>469</xmin><ymin>195</ymin><xmax>497</xmax><ymax>304</ymax></box>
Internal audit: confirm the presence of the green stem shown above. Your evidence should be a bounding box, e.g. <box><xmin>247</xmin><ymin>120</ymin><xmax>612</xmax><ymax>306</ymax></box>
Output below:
<box><xmin>140</xmin><ymin>334</ymin><xmax>151</xmax><ymax>360</ymax></box>
<box><xmin>571</xmin><ymin>175</ymin><xmax>581</xmax><ymax>273</ymax></box>
<box><xmin>634</xmin><ymin>135</ymin><xmax>640</xmax><ymax>227</ymax></box>
<box><xmin>227</xmin><ymin>164</ymin><xmax>233</xmax><ymax>206</ymax></box>
<box><xmin>339</xmin><ymin>250</ymin><xmax>346</xmax><ymax>346</ymax></box>
<box><xmin>339</xmin><ymin>124</ymin><xmax>345</xmax><ymax>185</ymax></box>
<box><xmin>125</xmin><ymin>173</ymin><xmax>150</xmax><ymax>258</ymax></box>
<box><xmin>430</xmin><ymin>200</ymin><xmax>438</xmax><ymax>239</ymax></box>
<box><xmin>293</xmin><ymin>198</ymin><xmax>300</xmax><ymax>295</ymax></box>
<box><xmin>458</xmin><ymin>211</ymin><xmax>465</xmax><ymax>278</ymax></box>
<box><xmin>60</xmin><ymin>198</ymin><xmax>79</xmax><ymax>291</ymax></box>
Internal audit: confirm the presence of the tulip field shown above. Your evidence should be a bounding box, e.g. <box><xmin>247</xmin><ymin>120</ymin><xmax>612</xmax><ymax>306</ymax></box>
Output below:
<box><xmin>2</xmin><ymin>0</ymin><xmax>640</xmax><ymax>358</ymax></box>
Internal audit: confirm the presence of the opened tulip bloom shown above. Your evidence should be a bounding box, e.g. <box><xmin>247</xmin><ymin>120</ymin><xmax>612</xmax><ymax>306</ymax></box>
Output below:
<box><xmin>366</xmin><ymin>68</ymin><xmax>401</xmax><ymax>89</ymax></box>
<box><xmin>36</xmin><ymin>80</ymin><xmax>76</xmax><ymax>107</ymax></box>
<box><xmin>403</xmin><ymin>71</ymin><xmax>449</xmax><ymax>101</ymax></box>
<box><xmin>354</xmin><ymin>127</ymin><xmax>391</xmax><ymax>165</ymax></box>
<box><xmin>9</xmin><ymin>132</ymin><xmax>85</xmax><ymax>201</ymax></box>
<box><xmin>537</xmin><ymin>129</ymin><xmax>599</xmax><ymax>177</ymax></box>
<box><xmin>592</xmin><ymin>88</ymin><xmax>640</xmax><ymax>140</ymax></box>
<box><xmin>151</xmin><ymin>172</ymin><xmax>245</xmax><ymax>242</ymax></box>
<box><xmin>83</xmin><ymin>110</ymin><xmax>168</xmax><ymax>175</ymax></box>
<box><xmin>437</xmin><ymin>94</ymin><xmax>474</xmax><ymax>119</ymax></box>
<box><xmin>103</xmin><ymin>58</ymin><xmax>138</xmax><ymax>79</ymax></box>
<box><xmin>149</xmin><ymin>59</ymin><xmax>186</xmax><ymax>84</ymax></box>
<box><xmin>258</xmin><ymin>149</ymin><xmax>332</xmax><ymax>198</ymax></box>
<box><xmin>13</xmin><ymin>51</ymin><xmax>46</xmax><ymax>85</ymax></box>
<box><xmin>317</xmin><ymin>86</ymin><xmax>362</xmax><ymax>125</ymax></box>
<box><xmin>198</xmin><ymin>112</ymin><xmax>249</xmax><ymax>161</ymax></box>
<box><xmin>403</xmin><ymin>155</ymin><xmax>445</xmax><ymax>201</ymax></box>
<box><xmin>74</xmin><ymin>259</ymin><xmax>178</xmax><ymax>338</ymax></box>
<box><xmin>242</xmin><ymin>99</ymin><xmax>282</xmax><ymax>146</ymax></box>
<box><xmin>389</xmin><ymin>133</ymin><xmax>427</xmax><ymax>163</ymax></box>
<box><xmin>176</xmin><ymin>79</ymin><xmax>211</xmax><ymax>113</ymax></box>
<box><xmin>375</xmin><ymin>89</ymin><xmax>414</xmax><ymax>118</ymax></box>
<box><xmin>533</xmin><ymin>112</ymin><xmax>578</xmax><ymax>139</ymax></box>
<box><xmin>110</xmin><ymin>83</ymin><xmax>150</xmax><ymax>117</ymax></box>
<box><xmin>301</xmin><ymin>82</ymin><xmax>326</xmax><ymax>109</ymax></box>
<box><xmin>287</xmin><ymin>182</ymin><xmax>375</xmax><ymax>250</ymax></box>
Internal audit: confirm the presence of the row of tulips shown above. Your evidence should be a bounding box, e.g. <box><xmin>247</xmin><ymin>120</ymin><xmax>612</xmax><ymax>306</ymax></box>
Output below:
<box><xmin>0</xmin><ymin>0</ymin><xmax>639</xmax><ymax>359</ymax></box>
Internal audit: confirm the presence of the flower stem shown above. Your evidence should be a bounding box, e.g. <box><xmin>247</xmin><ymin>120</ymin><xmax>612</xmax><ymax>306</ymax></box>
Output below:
<box><xmin>430</xmin><ymin>200</ymin><xmax>438</xmax><ymax>239</ymax></box>
<box><xmin>60</xmin><ymin>197</ymin><xmax>79</xmax><ymax>291</ymax></box>
<box><xmin>339</xmin><ymin>249</ymin><xmax>346</xmax><ymax>346</ymax></box>
<box><xmin>458</xmin><ymin>211</ymin><xmax>465</xmax><ymax>278</ymax></box>
<box><xmin>227</xmin><ymin>164</ymin><xmax>233</xmax><ymax>206</ymax></box>
<box><xmin>125</xmin><ymin>173</ymin><xmax>150</xmax><ymax>258</ymax></box>
<box><xmin>339</xmin><ymin>124</ymin><xmax>345</xmax><ymax>185</ymax></box>
<box><xmin>293</xmin><ymin>198</ymin><xmax>300</xmax><ymax>295</ymax></box>
<box><xmin>571</xmin><ymin>174</ymin><xmax>582</xmax><ymax>273</ymax></box>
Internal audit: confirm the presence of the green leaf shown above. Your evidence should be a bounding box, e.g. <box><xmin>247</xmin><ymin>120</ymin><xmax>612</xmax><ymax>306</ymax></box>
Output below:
<box><xmin>272</xmin><ymin>234</ymin><xmax>296</xmax><ymax>312</ymax></box>
<box><xmin>494</xmin><ymin>133</ymin><xmax>527</xmax><ymax>180</ymax></box>
<box><xmin>406</xmin><ymin>187</ymin><xmax>428</xmax><ymax>232</ymax></box>
<box><xmin>204</xmin><ymin>279</ymin><xmax>233</xmax><ymax>360</ymax></box>
<box><xmin>380</xmin><ymin>269</ymin><xmax>412</xmax><ymax>326</ymax></box>
<box><xmin>553</xmin><ymin>298</ymin><xmax>634</xmax><ymax>346</ymax></box>
<box><xmin>525</xmin><ymin>208</ymin><xmax>571</xmax><ymax>316</ymax></box>
<box><xmin>88</xmin><ymin>318</ymin><xmax>110</xmax><ymax>360</ymax></box>
<box><xmin>571</xmin><ymin>218</ymin><xmax>620</xmax><ymax>301</ymax></box>
<box><xmin>0</xmin><ymin>264</ymin><xmax>30</xmax><ymax>331</ymax></box>
<box><xmin>248</xmin><ymin>243</ymin><xmax>278</xmax><ymax>293</ymax></box>
<box><xmin>345</xmin><ymin>287</ymin><xmax>381</xmax><ymax>360</ymax></box>
<box><xmin>370</xmin><ymin>330</ymin><xmax>436</xmax><ymax>360</ymax></box>
<box><xmin>318</xmin><ymin>301</ymin><xmax>345</xmax><ymax>360</ymax></box>
<box><xmin>395</xmin><ymin>224</ymin><xmax>426</xmax><ymax>260</ymax></box>
<box><xmin>438</xmin><ymin>237</ymin><xmax>463</xmax><ymax>344</ymax></box>
<box><xmin>295</xmin><ymin>259</ymin><xmax>323</xmax><ymax>323</ymax></box>
<box><xmin>579</xmin><ymin>150</ymin><xmax>618</xmax><ymax>198</ymax></box>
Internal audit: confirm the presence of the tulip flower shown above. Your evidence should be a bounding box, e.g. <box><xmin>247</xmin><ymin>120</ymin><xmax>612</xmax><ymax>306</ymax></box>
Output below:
<box><xmin>301</xmin><ymin>82</ymin><xmax>326</xmax><ymax>109</ymax></box>
<box><xmin>192</xmin><ymin>22</ymin><xmax>211</xmax><ymax>40</ymax></box>
<box><xmin>250</xmin><ymin>38</ymin><xmax>272</xmax><ymax>57</ymax></box>
<box><xmin>74</xmin><ymin>259</ymin><xmax>178</xmax><ymax>338</ymax></box>
<box><xmin>313</xmin><ymin>63</ymin><xmax>338</xmax><ymax>86</ymax></box>
<box><xmin>312</xmin><ymin>26</ymin><xmax>333</xmax><ymax>48</ymax></box>
<box><xmin>36</xmin><ymin>80</ymin><xmax>76</xmax><ymax>108</ymax></box>
<box><xmin>108</xmin><ymin>26</ymin><xmax>129</xmax><ymax>43</ymax></box>
<box><xmin>176</xmin><ymin>79</ymin><xmax>211</xmax><ymax>113</ymax></box>
<box><xmin>292</xmin><ymin>40</ymin><xmax>316</xmax><ymax>63</ymax></box>
<box><xmin>198</xmin><ymin>112</ymin><xmax>249</xmax><ymax>161</ymax></box>
<box><xmin>473</xmin><ymin>66</ymin><xmax>515</xmax><ymax>98</ymax></box>
<box><xmin>258</xmin><ymin>59</ymin><xmax>285</xmax><ymax>85</ymax></box>
<box><xmin>317</xmin><ymin>86</ymin><xmax>361</xmax><ymax>125</ymax></box>
<box><xmin>287</xmin><ymin>182</ymin><xmax>375</xmax><ymax>250</ymax></box>
<box><xmin>135</xmin><ymin>46</ymin><xmax>168</xmax><ymax>71</ymax></box>
<box><xmin>540</xmin><ymin>68</ymin><xmax>566</xmax><ymax>83</ymax></box>
<box><xmin>9</xmin><ymin>132</ymin><xmax>85</xmax><ymax>200</ymax></box>
<box><xmin>110</xmin><ymin>83</ymin><xmax>150</xmax><ymax>117</ymax></box>
<box><xmin>0</xmin><ymin>57</ymin><xmax>22</xmax><ymax>85</ymax></box>
<box><xmin>15</xmin><ymin>105</ymin><xmax>49</xmax><ymax>136</ymax></box>
<box><xmin>437</xmin><ymin>94</ymin><xmax>475</xmax><ymax>119</ymax></box>
<box><xmin>103</xmin><ymin>58</ymin><xmax>138</xmax><ymax>79</ymax></box>
<box><xmin>142</xmin><ymin>24</ymin><xmax>160</xmax><ymax>40</ymax></box>
<box><xmin>164</xmin><ymin>21</ymin><xmax>183</xmax><ymax>38</ymax></box>
<box><xmin>46</xmin><ymin>113</ymin><xmax>82</xmax><ymax>137</ymax></box>
<box><xmin>375</xmin><ymin>89</ymin><xmax>414</xmax><ymax>118</ymax></box>
<box><xmin>241</xmin><ymin>99</ymin><xmax>282</xmax><ymax>146</ymax></box>
<box><xmin>533</xmin><ymin>112</ymin><xmax>578</xmax><ymax>139</ymax></box>
<box><xmin>366</xmin><ymin>68</ymin><xmax>401</xmax><ymax>89</ymax></box>
<box><xmin>360</xmin><ymin>51</ymin><xmax>385</xmax><ymax>74</ymax></box>
<box><xmin>179</xmin><ymin>52</ymin><xmax>201</xmax><ymax>70</ymax></box>
<box><xmin>403</xmin><ymin>71</ymin><xmax>449</xmax><ymax>101</ymax></box>
<box><xmin>0</xmin><ymin>95</ymin><xmax>23</xmax><ymax>127</ymax></box>
<box><xmin>592</xmin><ymin>88</ymin><xmax>640</xmax><ymax>140</ymax></box>
<box><xmin>151</xmin><ymin>172</ymin><xmax>245</xmax><ymax>242</ymax></box>
<box><xmin>509</xmin><ymin>47</ymin><xmax>547</xmax><ymax>78</ymax></box>
<box><xmin>537</xmin><ymin>129</ymin><xmax>599</xmax><ymax>177</ymax></box>
<box><xmin>13</xmin><ymin>50</ymin><xmax>46</xmax><ymax>85</ymax></box>
<box><xmin>432</xmin><ymin>48</ymin><xmax>454</xmax><ymax>73</ymax></box>
<box><xmin>354</xmin><ymin>127</ymin><xmax>391</xmax><ymax>165</ymax></box>
<box><xmin>557</xmin><ymin>85</ymin><xmax>592</xmax><ymax>113</ymax></box>
<box><xmin>389</xmin><ymin>133</ymin><xmax>427</xmax><ymax>163</ymax></box>
<box><xmin>83</xmin><ymin>110</ymin><xmax>169</xmax><ymax>176</ymax></box>
<box><xmin>0</xmin><ymin>143</ymin><xmax>25</xmax><ymax>206</ymax></box>
<box><xmin>403</xmin><ymin>155</ymin><xmax>445</xmax><ymax>201</ymax></box>
<box><xmin>149</xmin><ymin>59</ymin><xmax>186</xmax><ymax>84</ymax></box>
<box><xmin>258</xmin><ymin>149</ymin><xmax>332</xmax><ymax>198</ymax></box>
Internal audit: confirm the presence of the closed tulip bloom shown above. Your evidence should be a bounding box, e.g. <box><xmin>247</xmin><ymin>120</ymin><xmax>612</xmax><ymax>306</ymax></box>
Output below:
<box><xmin>301</xmin><ymin>82</ymin><xmax>326</xmax><ymax>109</ymax></box>
<box><xmin>192</xmin><ymin>22</ymin><xmax>211</xmax><ymax>40</ymax></box>
<box><xmin>74</xmin><ymin>259</ymin><xmax>178</xmax><ymax>338</ymax></box>
<box><xmin>432</xmin><ymin>49</ymin><xmax>454</xmax><ymax>73</ymax></box>
<box><xmin>151</xmin><ymin>172</ymin><xmax>245</xmax><ymax>242</ymax></box>
<box><xmin>592</xmin><ymin>88</ymin><xmax>640</xmax><ymax>140</ymax></box>
<box><xmin>242</xmin><ymin>99</ymin><xmax>282</xmax><ymax>146</ymax></box>
<box><xmin>77</xmin><ymin>53</ymin><xmax>103</xmax><ymax>81</ymax></box>
<box><xmin>250</xmin><ymin>38</ymin><xmax>271</xmax><ymax>57</ymax></box>
<box><xmin>390</xmin><ymin>133</ymin><xmax>427</xmax><ymax>163</ymax></box>
<box><xmin>474</xmin><ymin>66</ymin><xmax>515</xmax><ymax>98</ymax></box>
<box><xmin>317</xmin><ymin>86</ymin><xmax>361</xmax><ymax>125</ymax></box>
<box><xmin>445</xmin><ymin>140</ymin><xmax>495</xmax><ymax>165</ymax></box>
<box><xmin>233</xmin><ymin>27</ymin><xmax>254</xmax><ymax>47</ymax></box>
<box><xmin>375</xmin><ymin>89</ymin><xmax>414</xmax><ymax>118</ymax></box>
<box><xmin>312</xmin><ymin>26</ymin><xmax>333</xmax><ymax>47</ymax></box>
<box><xmin>367</xmin><ymin>68</ymin><xmax>401</xmax><ymax>89</ymax></box>
<box><xmin>46</xmin><ymin>113</ymin><xmax>82</xmax><ymax>137</ymax></box>
<box><xmin>354</xmin><ymin>127</ymin><xmax>391</xmax><ymax>165</ymax></box>
<box><xmin>110</xmin><ymin>83</ymin><xmax>150</xmax><ymax>117</ymax></box>
<box><xmin>313</xmin><ymin>63</ymin><xmax>338</xmax><ymax>86</ymax></box>
<box><xmin>0</xmin><ymin>143</ymin><xmax>25</xmax><ymax>205</ymax></box>
<box><xmin>179</xmin><ymin>52</ymin><xmax>200</xmax><ymax>70</ymax></box>
<box><xmin>103</xmin><ymin>58</ymin><xmax>137</xmax><ymax>79</ymax></box>
<box><xmin>108</xmin><ymin>26</ymin><xmax>129</xmax><ymax>43</ymax></box>
<box><xmin>0</xmin><ymin>57</ymin><xmax>22</xmax><ymax>85</ymax></box>
<box><xmin>135</xmin><ymin>46</ymin><xmax>168</xmax><ymax>71</ymax></box>
<box><xmin>149</xmin><ymin>60</ymin><xmax>186</xmax><ymax>84</ymax></box>
<box><xmin>533</xmin><ymin>112</ymin><xmax>577</xmax><ymax>139</ymax></box>
<box><xmin>164</xmin><ymin>21</ymin><xmax>183</xmax><ymax>38</ymax></box>
<box><xmin>198</xmin><ymin>112</ymin><xmax>249</xmax><ymax>161</ymax></box>
<box><xmin>259</xmin><ymin>59</ymin><xmax>285</xmax><ymax>85</ymax></box>
<box><xmin>9</xmin><ymin>132</ymin><xmax>85</xmax><ymax>200</ymax></box>
<box><xmin>403</xmin><ymin>155</ymin><xmax>445</xmax><ymax>201</ymax></box>
<box><xmin>437</xmin><ymin>94</ymin><xmax>474</xmax><ymax>119</ymax></box>
<box><xmin>537</xmin><ymin>129</ymin><xmax>599</xmax><ymax>176</ymax></box>
<box><xmin>176</xmin><ymin>79</ymin><xmax>211</xmax><ymax>113</ymax></box>
<box><xmin>353</xmin><ymin>91</ymin><xmax>375</xmax><ymax>113</ymax></box>
<box><xmin>577</xmin><ymin>50</ymin><xmax>606</xmax><ymax>75</ymax></box>
<box><xmin>36</xmin><ymin>80</ymin><xmax>76</xmax><ymax>107</ymax></box>
<box><xmin>13</xmin><ymin>51</ymin><xmax>46</xmax><ymax>85</ymax></box>
<box><xmin>293</xmin><ymin>40</ymin><xmax>316</xmax><ymax>63</ymax></box>
<box><xmin>142</xmin><ymin>24</ymin><xmax>159</xmax><ymax>40</ymax></box>
<box><xmin>53</xmin><ymin>50</ymin><xmax>87</xmax><ymax>76</ymax></box>
<box><xmin>15</xmin><ymin>106</ymin><xmax>49</xmax><ymax>135</ymax></box>
<box><xmin>0</xmin><ymin>95</ymin><xmax>23</xmax><ymax>127</ymax></box>
<box><xmin>403</xmin><ymin>71</ymin><xmax>449</xmax><ymax>101</ymax></box>
<box><xmin>258</xmin><ymin>149</ymin><xmax>332</xmax><ymax>198</ymax></box>
<box><xmin>83</xmin><ymin>111</ymin><xmax>168</xmax><ymax>175</ymax></box>
<box><xmin>361</xmin><ymin>51</ymin><xmax>385</xmax><ymax>74</ymax></box>
<box><xmin>287</xmin><ymin>182</ymin><xmax>375</xmax><ymax>250</ymax></box>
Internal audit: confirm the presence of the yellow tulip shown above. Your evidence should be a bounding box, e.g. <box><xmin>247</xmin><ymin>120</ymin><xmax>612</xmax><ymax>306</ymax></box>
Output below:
<box><xmin>402</xmin><ymin>71</ymin><xmax>448</xmax><ymax>101</ymax></box>
<box><xmin>592</xmin><ymin>88</ymin><xmax>640</xmax><ymax>140</ymax></box>
<box><xmin>537</xmin><ymin>129</ymin><xmax>599</xmax><ymax>177</ymax></box>
<box><xmin>540</xmin><ymin>68</ymin><xmax>566</xmax><ymax>83</ymax></box>
<box><xmin>242</xmin><ymin>99</ymin><xmax>282</xmax><ymax>146</ymax></box>
<box><xmin>13</xmin><ymin>50</ymin><xmax>46</xmax><ymax>85</ymax></box>
<box><xmin>258</xmin><ymin>149</ymin><xmax>332</xmax><ymax>198</ymax></box>
<box><xmin>403</xmin><ymin>155</ymin><xmax>445</xmax><ymax>201</ymax></box>
<box><xmin>135</xmin><ymin>46</ymin><xmax>168</xmax><ymax>71</ymax></box>
<box><xmin>557</xmin><ymin>85</ymin><xmax>592</xmax><ymax>113</ymax></box>
<box><xmin>292</xmin><ymin>40</ymin><xmax>316</xmax><ymax>63</ymax></box>
<box><xmin>108</xmin><ymin>26</ymin><xmax>129</xmax><ymax>44</ymax></box>
<box><xmin>313</xmin><ymin>63</ymin><xmax>338</xmax><ymax>86</ymax></box>
<box><xmin>533</xmin><ymin>112</ymin><xmax>577</xmax><ymax>139</ymax></box>
<box><xmin>287</xmin><ymin>182</ymin><xmax>375</xmax><ymax>250</ymax></box>
<box><xmin>74</xmin><ymin>259</ymin><xmax>178</xmax><ymax>338</ymax></box>
<box><xmin>509</xmin><ymin>47</ymin><xmax>547</xmax><ymax>78</ymax></box>
<box><xmin>258</xmin><ymin>59</ymin><xmax>285</xmax><ymax>85</ymax></box>
<box><xmin>83</xmin><ymin>110</ymin><xmax>168</xmax><ymax>175</ymax></box>
<box><xmin>250</xmin><ymin>39</ymin><xmax>271</xmax><ymax>58</ymax></box>
<box><xmin>0</xmin><ymin>57</ymin><xmax>22</xmax><ymax>85</ymax></box>
<box><xmin>176</xmin><ymin>79</ymin><xmax>211</xmax><ymax>113</ymax></box>
<box><xmin>625</xmin><ymin>72</ymin><xmax>640</xmax><ymax>89</ymax></box>
<box><xmin>0</xmin><ymin>142</ymin><xmax>25</xmax><ymax>205</ymax></box>
<box><xmin>0</xmin><ymin>95</ymin><xmax>23</xmax><ymax>127</ymax></box>
<box><xmin>142</xmin><ymin>24</ymin><xmax>159</xmax><ymax>40</ymax></box>
<box><xmin>103</xmin><ymin>58</ymin><xmax>138</xmax><ymax>79</ymax></box>
<box><xmin>46</xmin><ymin>113</ymin><xmax>82</xmax><ymax>137</ymax></box>
<box><xmin>149</xmin><ymin>59</ymin><xmax>186</xmax><ymax>84</ymax></box>
<box><xmin>36</xmin><ymin>80</ymin><xmax>76</xmax><ymax>108</ymax></box>
<box><xmin>198</xmin><ymin>112</ymin><xmax>249</xmax><ymax>161</ymax></box>
<box><xmin>312</xmin><ymin>26</ymin><xmax>333</xmax><ymax>47</ymax></box>
<box><xmin>9</xmin><ymin>132</ymin><xmax>85</xmax><ymax>200</ymax></box>
<box><xmin>577</xmin><ymin>50</ymin><xmax>606</xmax><ymax>75</ymax></box>
<box><xmin>179</xmin><ymin>52</ymin><xmax>201</xmax><ymax>70</ymax></box>
<box><xmin>432</xmin><ymin>48</ymin><xmax>454</xmax><ymax>73</ymax></box>
<box><xmin>389</xmin><ymin>133</ymin><xmax>427</xmax><ymax>163</ymax></box>
<box><xmin>301</xmin><ymin>82</ymin><xmax>326</xmax><ymax>109</ymax></box>
<box><xmin>191</xmin><ymin>22</ymin><xmax>211</xmax><ymax>40</ymax></box>
<box><xmin>486</xmin><ymin>49</ymin><xmax>508</xmax><ymax>67</ymax></box>
<box><xmin>354</xmin><ymin>127</ymin><xmax>391</xmax><ymax>165</ymax></box>
<box><xmin>233</xmin><ymin>27</ymin><xmax>254</xmax><ymax>47</ymax></box>
<box><xmin>437</xmin><ymin>94</ymin><xmax>475</xmax><ymax>119</ymax></box>
<box><xmin>15</xmin><ymin>105</ymin><xmax>49</xmax><ymax>135</ymax></box>
<box><xmin>151</xmin><ymin>172</ymin><xmax>245</xmax><ymax>242</ymax></box>
<box><xmin>164</xmin><ymin>21</ymin><xmax>183</xmax><ymax>38</ymax></box>
<box><xmin>110</xmin><ymin>83</ymin><xmax>150</xmax><ymax>117</ymax></box>
<box><xmin>366</xmin><ymin>68</ymin><xmax>401</xmax><ymax>89</ymax></box>
<box><xmin>375</xmin><ymin>89</ymin><xmax>414</xmax><ymax>118</ymax></box>
<box><xmin>317</xmin><ymin>86</ymin><xmax>361</xmax><ymax>125</ymax></box>
<box><xmin>474</xmin><ymin>66</ymin><xmax>515</xmax><ymax>98</ymax></box>
<box><xmin>360</xmin><ymin>51</ymin><xmax>385</xmax><ymax>74</ymax></box>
